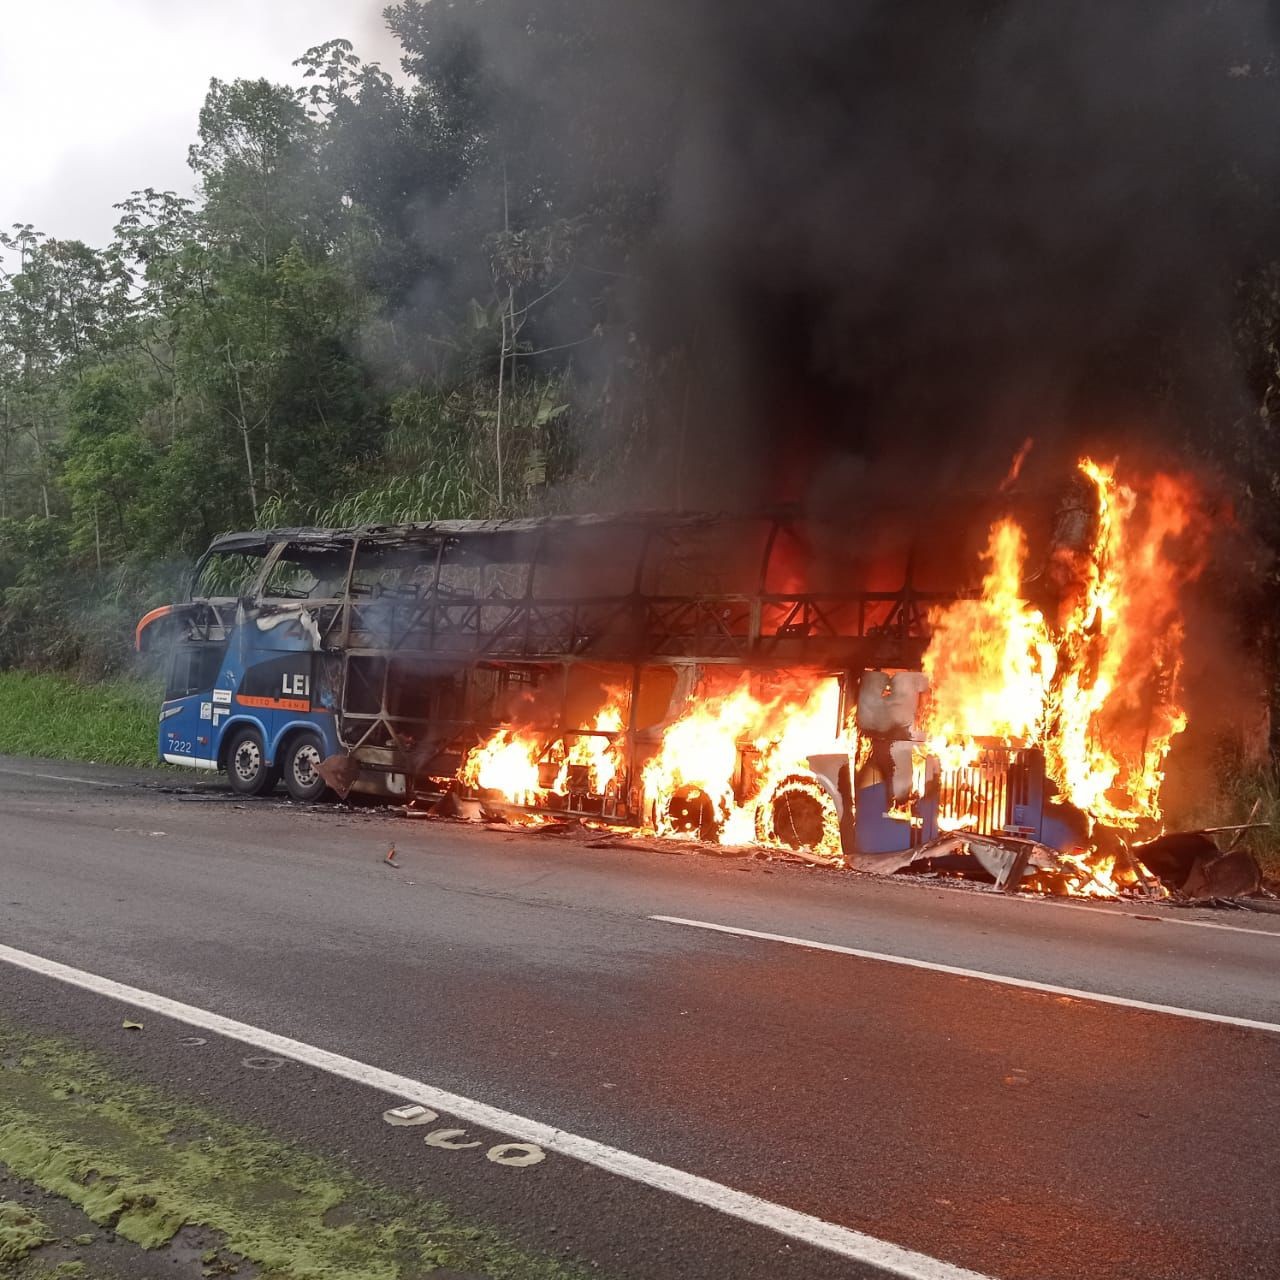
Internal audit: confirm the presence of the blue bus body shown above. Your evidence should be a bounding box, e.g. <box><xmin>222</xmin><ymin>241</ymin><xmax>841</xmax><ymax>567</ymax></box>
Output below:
<box><xmin>157</xmin><ymin>611</ymin><xmax>341</xmax><ymax>777</ymax></box>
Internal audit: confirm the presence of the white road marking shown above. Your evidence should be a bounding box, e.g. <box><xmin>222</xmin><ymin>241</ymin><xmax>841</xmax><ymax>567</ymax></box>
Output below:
<box><xmin>0</xmin><ymin>766</ymin><xmax>125</xmax><ymax>789</ymax></box>
<box><xmin>0</xmin><ymin>942</ymin><xmax>991</xmax><ymax>1280</ymax></box>
<box><xmin>652</xmin><ymin>916</ymin><xmax>1280</xmax><ymax>1035</ymax></box>
<box><xmin>1000</xmin><ymin>891</ymin><xmax>1280</xmax><ymax>939</ymax></box>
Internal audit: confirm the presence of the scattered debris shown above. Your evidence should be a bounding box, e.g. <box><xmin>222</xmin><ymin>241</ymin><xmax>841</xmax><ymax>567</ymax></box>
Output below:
<box><xmin>400</xmin><ymin>769</ymin><xmax>1272</xmax><ymax>907</ymax></box>
<box><xmin>422</xmin><ymin>789</ymin><xmax>484</xmax><ymax>822</ymax></box>
<box><xmin>852</xmin><ymin>824</ymin><xmax>1270</xmax><ymax>905</ymax></box>
<box><xmin>384</xmin><ymin>843</ymin><xmax>400</xmax><ymax>868</ymax></box>
<box><xmin>1135</xmin><ymin>832</ymin><xmax>1264</xmax><ymax>900</ymax></box>
<box><xmin>315</xmin><ymin>754</ymin><xmax>359</xmax><ymax>800</ymax></box>
<box><xmin>121</xmin><ymin>1021</ymin><xmax>143</xmax><ymax>1032</ymax></box>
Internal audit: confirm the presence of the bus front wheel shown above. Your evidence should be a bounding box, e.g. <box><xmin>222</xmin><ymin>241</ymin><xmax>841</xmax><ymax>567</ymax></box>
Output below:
<box><xmin>225</xmin><ymin>728</ymin><xmax>279</xmax><ymax>797</ymax></box>
<box><xmin>283</xmin><ymin>732</ymin><xmax>329</xmax><ymax>803</ymax></box>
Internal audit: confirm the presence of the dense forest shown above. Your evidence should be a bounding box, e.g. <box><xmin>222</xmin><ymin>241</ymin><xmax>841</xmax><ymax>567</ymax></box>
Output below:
<box><xmin>4</xmin><ymin>1</ymin><xmax>1280</xmax><ymax>696</ymax></box>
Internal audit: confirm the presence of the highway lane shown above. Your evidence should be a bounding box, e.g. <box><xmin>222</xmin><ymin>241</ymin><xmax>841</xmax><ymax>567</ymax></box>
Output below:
<box><xmin>0</xmin><ymin>756</ymin><xmax>1276</xmax><ymax>1279</ymax></box>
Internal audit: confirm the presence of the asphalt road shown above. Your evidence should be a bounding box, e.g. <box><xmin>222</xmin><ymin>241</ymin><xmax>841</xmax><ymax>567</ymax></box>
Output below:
<box><xmin>0</xmin><ymin>754</ymin><xmax>1276</xmax><ymax>1279</ymax></box>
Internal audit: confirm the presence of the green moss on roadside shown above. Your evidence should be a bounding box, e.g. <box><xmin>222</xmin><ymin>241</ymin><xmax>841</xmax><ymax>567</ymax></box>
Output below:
<box><xmin>0</xmin><ymin>1200</ymin><xmax>53</xmax><ymax>1268</ymax></box>
<box><xmin>0</xmin><ymin>1022</ymin><xmax>589</xmax><ymax>1280</ymax></box>
<box><xmin>0</xmin><ymin>673</ymin><xmax>158</xmax><ymax>768</ymax></box>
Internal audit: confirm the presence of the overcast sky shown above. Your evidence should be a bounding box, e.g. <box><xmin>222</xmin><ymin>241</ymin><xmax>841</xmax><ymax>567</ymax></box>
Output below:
<box><xmin>0</xmin><ymin>1</ymin><xmax>400</xmax><ymax>249</ymax></box>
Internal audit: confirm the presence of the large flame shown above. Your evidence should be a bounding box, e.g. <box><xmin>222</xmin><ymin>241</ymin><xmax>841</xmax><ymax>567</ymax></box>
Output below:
<box><xmin>918</xmin><ymin>457</ymin><xmax>1207</xmax><ymax>891</ymax></box>
<box><xmin>459</xmin><ymin>672</ymin><xmax>849</xmax><ymax>861</ymax></box>
<box><xmin>459</xmin><ymin>689</ymin><xmax>630</xmax><ymax>808</ymax></box>
<box><xmin>922</xmin><ymin>517</ymin><xmax>1056</xmax><ymax>768</ymax></box>
<box><xmin>642</xmin><ymin>674</ymin><xmax>846</xmax><ymax>857</ymax></box>
<box><xmin>454</xmin><ymin>457</ymin><xmax>1206</xmax><ymax>893</ymax></box>
<box><xmin>458</xmin><ymin>729</ymin><xmax>544</xmax><ymax>805</ymax></box>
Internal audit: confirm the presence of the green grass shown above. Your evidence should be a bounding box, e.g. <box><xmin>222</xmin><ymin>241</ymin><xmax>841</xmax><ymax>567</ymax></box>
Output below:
<box><xmin>0</xmin><ymin>673</ymin><xmax>158</xmax><ymax>769</ymax></box>
<box><xmin>0</xmin><ymin>1022</ymin><xmax>590</xmax><ymax>1280</ymax></box>
<box><xmin>0</xmin><ymin>1201</ymin><xmax>52</xmax><ymax>1268</ymax></box>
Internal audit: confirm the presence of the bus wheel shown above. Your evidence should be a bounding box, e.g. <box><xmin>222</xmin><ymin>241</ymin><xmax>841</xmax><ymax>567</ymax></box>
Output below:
<box><xmin>283</xmin><ymin>732</ymin><xmax>329</xmax><ymax>803</ymax></box>
<box><xmin>226</xmin><ymin>728</ymin><xmax>279</xmax><ymax>797</ymax></box>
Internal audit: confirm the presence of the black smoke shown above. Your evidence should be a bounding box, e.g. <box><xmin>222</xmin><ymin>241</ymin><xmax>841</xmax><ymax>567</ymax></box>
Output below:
<box><xmin>394</xmin><ymin>0</ymin><xmax>1280</xmax><ymax>510</ymax></box>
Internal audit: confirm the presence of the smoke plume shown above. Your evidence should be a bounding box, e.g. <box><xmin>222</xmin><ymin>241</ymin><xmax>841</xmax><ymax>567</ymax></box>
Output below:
<box><xmin>417</xmin><ymin>0</ymin><xmax>1280</xmax><ymax>509</ymax></box>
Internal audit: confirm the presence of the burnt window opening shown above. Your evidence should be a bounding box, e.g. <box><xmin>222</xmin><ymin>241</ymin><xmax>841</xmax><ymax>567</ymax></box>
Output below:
<box><xmin>640</xmin><ymin>519</ymin><xmax>771</xmax><ymax>598</ymax></box>
<box><xmin>530</xmin><ymin>526</ymin><xmax>645</xmax><ymax>598</ymax></box>
<box><xmin>166</xmin><ymin>641</ymin><xmax>226</xmax><ymax>700</ymax></box>
<box><xmin>438</xmin><ymin>532</ymin><xmax>539</xmax><ymax>602</ymax></box>
<box><xmin>350</xmin><ymin>542</ymin><xmax>439</xmax><ymax>600</ymax></box>
<box><xmin>262</xmin><ymin>543</ymin><xmax>351</xmax><ymax>602</ymax></box>
<box><xmin>194</xmin><ymin>551</ymin><xmax>265</xmax><ymax>600</ymax></box>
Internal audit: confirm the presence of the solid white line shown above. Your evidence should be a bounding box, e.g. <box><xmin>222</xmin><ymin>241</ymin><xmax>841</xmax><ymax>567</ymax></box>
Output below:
<box><xmin>652</xmin><ymin>916</ymin><xmax>1280</xmax><ymax>1035</ymax></box>
<box><xmin>0</xmin><ymin>942</ymin><xmax>990</xmax><ymax>1280</ymax></box>
<box><xmin>0</xmin><ymin>766</ymin><xmax>125</xmax><ymax>789</ymax></box>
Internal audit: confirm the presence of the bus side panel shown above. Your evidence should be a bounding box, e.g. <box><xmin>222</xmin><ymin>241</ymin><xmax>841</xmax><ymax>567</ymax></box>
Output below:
<box><xmin>269</xmin><ymin>713</ymin><xmax>341</xmax><ymax>766</ymax></box>
<box><xmin>223</xmin><ymin>652</ymin><xmax>334</xmax><ymax>767</ymax></box>
<box><xmin>159</xmin><ymin>698</ymin><xmax>217</xmax><ymax>769</ymax></box>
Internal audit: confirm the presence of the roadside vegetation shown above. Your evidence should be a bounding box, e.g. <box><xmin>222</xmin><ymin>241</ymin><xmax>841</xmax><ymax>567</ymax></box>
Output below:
<box><xmin>0</xmin><ymin>13</ymin><xmax>682</xmax><ymax>679</ymax></box>
<box><xmin>1171</xmin><ymin>745</ymin><xmax>1280</xmax><ymax>877</ymax></box>
<box><xmin>0</xmin><ymin>673</ymin><xmax>156</xmax><ymax>769</ymax></box>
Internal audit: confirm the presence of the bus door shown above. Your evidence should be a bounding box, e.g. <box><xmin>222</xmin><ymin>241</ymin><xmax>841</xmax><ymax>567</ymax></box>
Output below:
<box><xmin>161</xmin><ymin>636</ymin><xmax>228</xmax><ymax>768</ymax></box>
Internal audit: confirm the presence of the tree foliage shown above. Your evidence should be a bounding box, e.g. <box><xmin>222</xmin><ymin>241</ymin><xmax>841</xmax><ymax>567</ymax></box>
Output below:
<box><xmin>0</xmin><ymin>3</ymin><xmax>1279</xmax><ymax>690</ymax></box>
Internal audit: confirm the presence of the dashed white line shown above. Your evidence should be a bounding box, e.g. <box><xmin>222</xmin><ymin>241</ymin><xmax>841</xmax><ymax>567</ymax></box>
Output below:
<box><xmin>0</xmin><ymin>766</ymin><xmax>126</xmax><ymax>789</ymax></box>
<box><xmin>994</xmin><ymin>891</ymin><xmax>1280</xmax><ymax>939</ymax></box>
<box><xmin>651</xmin><ymin>916</ymin><xmax>1280</xmax><ymax>1035</ymax></box>
<box><xmin>0</xmin><ymin>940</ymin><xmax>992</xmax><ymax>1280</ymax></box>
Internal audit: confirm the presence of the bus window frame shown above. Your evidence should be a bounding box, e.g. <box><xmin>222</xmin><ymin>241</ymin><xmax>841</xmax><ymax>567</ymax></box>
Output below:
<box><xmin>255</xmin><ymin>538</ymin><xmax>354</xmax><ymax>607</ymax></box>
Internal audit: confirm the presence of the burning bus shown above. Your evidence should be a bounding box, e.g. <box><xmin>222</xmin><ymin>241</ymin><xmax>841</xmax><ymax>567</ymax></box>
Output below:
<box><xmin>135</xmin><ymin>506</ymin><xmax>951</xmax><ymax>841</ymax></box>
<box><xmin>135</xmin><ymin>457</ymin><xmax>1219</xmax><ymax>889</ymax></box>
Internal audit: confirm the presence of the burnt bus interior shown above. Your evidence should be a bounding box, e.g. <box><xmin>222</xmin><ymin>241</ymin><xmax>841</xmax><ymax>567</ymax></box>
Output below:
<box><xmin>171</xmin><ymin>509</ymin><xmax>1013</xmax><ymax>833</ymax></box>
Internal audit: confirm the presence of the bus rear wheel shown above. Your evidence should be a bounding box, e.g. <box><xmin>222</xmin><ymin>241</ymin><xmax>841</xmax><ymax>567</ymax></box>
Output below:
<box><xmin>225</xmin><ymin>728</ymin><xmax>279</xmax><ymax>797</ymax></box>
<box><xmin>283</xmin><ymin>732</ymin><xmax>329</xmax><ymax>803</ymax></box>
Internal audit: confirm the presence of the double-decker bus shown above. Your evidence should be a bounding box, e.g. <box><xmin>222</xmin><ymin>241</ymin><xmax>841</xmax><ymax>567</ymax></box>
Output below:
<box><xmin>136</xmin><ymin>509</ymin><xmax>1025</xmax><ymax>857</ymax></box>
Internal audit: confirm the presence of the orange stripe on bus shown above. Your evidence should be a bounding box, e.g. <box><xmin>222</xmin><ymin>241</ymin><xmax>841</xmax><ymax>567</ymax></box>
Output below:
<box><xmin>234</xmin><ymin>696</ymin><xmax>311</xmax><ymax>712</ymax></box>
<box><xmin>135</xmin><ymin>605</ymin><xmax>174</xmax><ymax>651</ymax></box>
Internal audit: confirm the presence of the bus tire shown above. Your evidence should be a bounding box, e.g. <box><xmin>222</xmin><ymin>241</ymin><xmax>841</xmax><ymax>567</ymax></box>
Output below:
<box><xmin>225</xmin><ymin>727</ymin><xmax>279</xmax><ymax>797</ymax></box>
<box><xmin>282</xmin><ymin>732</ymin><xmax>329</xmax><ymax>803</ymax></box>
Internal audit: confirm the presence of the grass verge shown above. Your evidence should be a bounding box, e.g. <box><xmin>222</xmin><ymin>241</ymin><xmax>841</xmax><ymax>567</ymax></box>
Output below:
<box><xmin>0</xmin><ymin>673</ymin><xmax>157</xmax><ymax>769</ymax></box>
<box><xmin>0</xmin><ymin>1200</ymin><xmax>52</xmax><ymax>1269</ymax></box>
<box><xmin>0</xmin><ymin>1021</ymin><xmax>590</xmax><ymax>1280</ymax></box>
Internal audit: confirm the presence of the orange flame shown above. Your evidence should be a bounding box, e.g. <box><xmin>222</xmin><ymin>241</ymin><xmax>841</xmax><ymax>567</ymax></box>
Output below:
<box><xmin>459</xmin><ymin>729</ymin><xmax>545</xmax><ymax>805</ymax></box>
<box><xmin>460</xmin><ymin>688</ymin><xmax>629</xmax><ymax>807</ymax></box>
<box><xmin>918</xmin><ymin>457</ymin><xmax>1208</xmax><ymax>893</ymax></box>
<box><xmin>922</xmin><ymin>517</ymin><xmax>1056</xmax><ymax>765</ymax></box>
<box><xmin>642</xmin><ymin>674</ymin><xmax>846</xmax><ymax>857</ymax></box>
<box><xmin>459</xmin><ymin>672</ymin><xmax>849</xmax><ymax>861</ymax></box>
